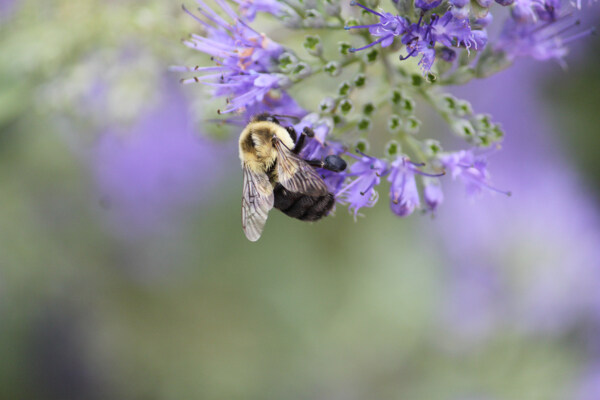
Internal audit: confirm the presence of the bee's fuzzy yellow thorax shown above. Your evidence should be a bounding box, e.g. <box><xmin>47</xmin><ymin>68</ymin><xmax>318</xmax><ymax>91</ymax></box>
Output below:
<box><xmin>238</xmin><ymin>121</ymin><xmax>295</xmax><ymax>172</ymax></box>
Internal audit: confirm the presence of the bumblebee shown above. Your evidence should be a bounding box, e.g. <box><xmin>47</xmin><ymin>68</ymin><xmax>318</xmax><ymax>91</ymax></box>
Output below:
<box><xmin>239</xmin><ymin>113</ymin><xmax>347</xmax><ymax>241</ymax></box>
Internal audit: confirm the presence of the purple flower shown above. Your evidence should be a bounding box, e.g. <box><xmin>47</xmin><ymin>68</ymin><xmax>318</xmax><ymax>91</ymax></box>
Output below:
<box><xmin>387</xmin><ymin>157</ymin><xmax>421</xmax><ymax>217</ymax></box>
<box><xmin>511</xmin><ymin>0</ymin><xmax>562</xmax><ymax>22</ymax></box>
<box><xmin>336</xmin><ymin>152</ymin><xmax>388</xmax><ymax>219</ymax></box>
<box><xmin>438</xmin><ymin>150</ymin><xmax>510</xmax><ymax>197</ymax></box>
<box><xmin>534</xmin><ymin>0</ymin><xmax>561</xmax><ymax>21</ymax></box>
<box><xmin>230</xmin><ymin>0</ymin><xmax>291</xmax><ymax>21</ymax></box>
<box><xmin>345</xmin><ymin>2</ymin><xmax>410</xmax><ymax>51</ymax></box>
<box><xmin>415</xmin><ymin>0</ymin><xmax>444</xmax><ymax>10</ymax></box>
<box><xmin>174</xmin><ymin>0</ymin><xmax>288</xmax><ymax>114</ymax></box>
<box><xmin>428</xmin><ymin>13</ymin><xmax>474</xmax><ymax>48</ymax></box>
<box><xmin>450</xmin><ymin>0</ymin><xmax>470</xmax><ymax>7</ymax></box>
<box><xmin>423</xmin><ymin>178</ymin><xmax>444</xmax><ymax>211</ymax></box>
<box><xmin>497</xmin><ymin>18</ymin><xmax>595</xmax><ymax>65</ymax></box>
<box><xmin>402</xmin><ymin>37</ymin><xmax>437</xmax><ymax>71</ymax></box>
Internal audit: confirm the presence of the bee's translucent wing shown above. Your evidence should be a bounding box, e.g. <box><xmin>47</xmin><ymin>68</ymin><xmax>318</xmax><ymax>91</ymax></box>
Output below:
<box><xmin>274</xmin><ymin>139</ymin><xmax>329</xmax><ymax>196</ymax></box>
<box><xmin>242</xmin><ymin>165</ymin><xmax>274</xmax><ymax>241</ymax></box>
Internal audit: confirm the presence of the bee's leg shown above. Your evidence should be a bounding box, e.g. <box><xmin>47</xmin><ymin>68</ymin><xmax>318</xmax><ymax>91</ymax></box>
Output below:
<box><xmin>291</xmin><ymin>126</ymin><xmax>315</xmax><ymax>154</ymax></box>
<box><xmin>304</xmin><ymin>155</ymin><xmax>347</xmax><ymax>172</ymax></box>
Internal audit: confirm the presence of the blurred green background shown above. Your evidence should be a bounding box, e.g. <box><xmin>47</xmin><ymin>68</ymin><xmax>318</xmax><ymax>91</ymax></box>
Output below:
<box><xmin>2</xmin><ymin>1</ymin><xmax>600</xmax><ymax>399</ymax></box>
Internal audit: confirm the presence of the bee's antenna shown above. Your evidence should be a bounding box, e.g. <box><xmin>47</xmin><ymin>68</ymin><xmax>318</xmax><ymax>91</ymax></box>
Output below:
<box><xmin>205</xmin><ymin>117</ymin><xmax>246</xmax><ymax>126</ymax></box>
<box><xmin>271</xmin><ymin>114</ymin><xmax>301</xmax><ymax>123</ymax></box>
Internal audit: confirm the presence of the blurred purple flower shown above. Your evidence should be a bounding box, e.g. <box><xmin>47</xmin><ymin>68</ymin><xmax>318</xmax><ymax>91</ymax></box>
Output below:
<box><xmin>423</xmin><ymin>177</ymin><xmax>444</xmax><ymax>211</ymax></box>
<box><xmin>498</xmin><ymin>4</ymin><xmax>596</xmax><ymax>66</ymax></box>
<box><xmin>434</xmin><ymin>57</ymin><xmax>600</xmax><ymax>352</ymax></box>
<box><xmin>0</xmin><ymin>0</ymin><xmax>17</xmax><ymax>21</ymax></box>
<box><xmin>93</xmin><ymin>80</ymin><xmax>229</xmax><ymax>235</ymax></box>
<box><xmin>577</xmin><ymin>365</ymin><xmax>600</xmax><ymax>400</ymax></box>
<box><xmin>438</xmin><ymin>150</ymin><xmax>509</xmax><ymax>197</ymax></box>
<box><xmin>230</xmin><ymin>0</ymin><xmax>291</xmax><ymax>21</ymax></box>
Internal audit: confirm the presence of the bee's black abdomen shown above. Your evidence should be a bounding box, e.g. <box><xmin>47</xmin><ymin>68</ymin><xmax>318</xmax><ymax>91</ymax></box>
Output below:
<box><xmin>273</xmin><ymin>184</ymin><xmax>335</xmax><ymax>222</ymax></box>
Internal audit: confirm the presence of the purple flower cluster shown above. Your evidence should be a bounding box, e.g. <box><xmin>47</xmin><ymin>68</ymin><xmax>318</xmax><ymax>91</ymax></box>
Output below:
<box><xmin>173</xmin><ymin>0</ymin><xmax>289</xmax><ymax>114</ymax></box>
<box><xmin>496</xmin><ymin>0</ymin><xmax>596</xmax><ymax>64</ymax></box>
<box><xmin>345</xmin><ymin>1</ymin><xmax>487</xmax><ymax>72</ymax></box>
<box><xmin>334</xmin><ymin>152</ymin><xmax>447</xmax><ymax>219</ymax></box>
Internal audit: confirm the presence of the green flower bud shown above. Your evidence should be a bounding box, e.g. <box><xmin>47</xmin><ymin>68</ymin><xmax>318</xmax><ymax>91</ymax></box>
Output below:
<box><xmin>491</xmin><ymin>124</ymin><xmax>504</xmax><ymax>141</ymax></box>
<box><xmin>344</xmin><ymin>18</ymin><xmax>360</xmax><ymax>30</ymax></box>
<box><xmin>357</xmin><ymin>116</ymin><xmax>372</xmax><ymax>131</ymax></box>
<box><xmin>304</xmin><ymin>9</ymin><xmax>325</xmax><ymax>28</ymax></box>
<box><xmin>411</xmin><ymin>74</ymin><xmax>424</xmax><ymax>86</ymax></box>
<box><xmin>364</xmin><ymin>48</ymin><xmax>378</xmax><ymax>63</ymax></box>
<box><xmin>278</xmin><ymin>52</ymin><xmax>298</xmax><ymax>72</ymax></box>
<box><xmin>385</xmin><ymin>140</ymin><xmax>401</xmax><ymax>157</ymax></box>
<box><xmin>339</xmin><ymin>98</ymin><xmax>353</xmax><ymax>114</ymax></box>
<box><xmin>338</xmin><ymin>41</ymin><xmax>353</xmax><ymax>56</ymax></box>
<box><xmin>390</xmin><ymin>89</ymin><xmax>403</xmax><ymax>105</ymax></box>
<box><xmin>404</xmin><ymin>116</ymin><xmax>421</xmax><ymax>135</ymax></box>
<box><xmin>291</xmin><ymin>62</ymin><xmax>312</xmax><ymax>79</ymax></box>
<box><xmin>400</xmin><ymin>97</ymin><xmax>415</xmax><ymax>114</ymax></box>
<box><xmin>440</xmin><ymin>94</ymin><xmax>458</xmax><ymax>113</ymax></box>
<box><xmin>388</xmin><ymin>114</ymin><xmax>402</xmax><ymax>133</ymax></box>
<box><xmin>353</xmin><ymin>73</ymin><xmax>366</xmax><ymax>87</ymax></box>
<box><xmin>303</xmin><ymin>35</ymin><xmax>323</xmax><ymax>57</ymax></box>
<box><xmin>363</xmin><ymin>102</ymin><xmax>375</xmax><ymax>116</ymax></box>
<box><xmin>324</xmin><ymin>61</ymin><xmax>342</xmax><ymax>77</ymax></box>
<box><xmin>338</xmin><ymin>80</ymin><xmax>352</xmax><ymax>96</ymax></box>
<box><xmin>456</xmin><ymin>100</ymin><xmax>473</xmax><ymax>117</ymax></box>
<box><xmin>451</xmin><ymin>119</ymin><xmax>476</xmax><ymax>138</ymax></box>
<box><xmin>423</xmin><ymin>139</ymin><xmax>442</xmax><ymax>157</ymax></box>
<box><xmin>355</xmin><ymin>138</ymin><xmax>369</xmax><ymax>153</ymax></box>
<box><xmin>319</xmin><ymin>97</ymin><xmax>336</xmax><ymax>113</ymax></box>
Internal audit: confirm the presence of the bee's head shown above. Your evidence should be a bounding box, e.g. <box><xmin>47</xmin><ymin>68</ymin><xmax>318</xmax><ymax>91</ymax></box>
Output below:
<box><xmin>252</xmin><ymin>113</ymin><xmax>280</xmax><ymax>125</ymax></box>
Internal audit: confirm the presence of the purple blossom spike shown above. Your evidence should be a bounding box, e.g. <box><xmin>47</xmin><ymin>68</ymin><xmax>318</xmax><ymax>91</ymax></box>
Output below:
<box><xmin>175</xmin><ymin>1</ymin><xmax>287</xmax><ymax>114</ymax></box>
<box><xmin>336</xmin><ymin>152</ymin><xmax>388</xmax><ymax>219</ymax></box>
<box><xmin>438</xmin><ymin>150</ymin><xmax>510</xmax><ymax>197</ymax></box>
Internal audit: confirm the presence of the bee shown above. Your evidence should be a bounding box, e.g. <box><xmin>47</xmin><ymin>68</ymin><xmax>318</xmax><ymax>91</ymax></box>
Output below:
<box><xmin>239</xmin><ymin>113</ymin><xmax>347</xmax><ymax>241</ymax></box>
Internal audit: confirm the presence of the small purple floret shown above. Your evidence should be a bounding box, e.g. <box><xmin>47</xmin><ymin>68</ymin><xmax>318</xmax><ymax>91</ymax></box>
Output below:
<box><xmin>336</xmin><ymin>152</ymin><xmax>388</xmax><ymax>219</ymax></box>
<box><xmin>387</xmin><ymin>157</ymin><xmax>421</xmax><ymax>217</ymax></box>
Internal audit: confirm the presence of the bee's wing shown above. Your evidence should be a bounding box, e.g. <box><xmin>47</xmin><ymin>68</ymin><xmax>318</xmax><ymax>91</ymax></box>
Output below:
<box><xmin>274</xmin><ymin>139</ymin><xmax>329</xmax><ymax>196</ymax></box>
<box><xmin>242</xmin><ymin>164</ymin><xmax>274</xmax><ymax>242</ymax></box>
